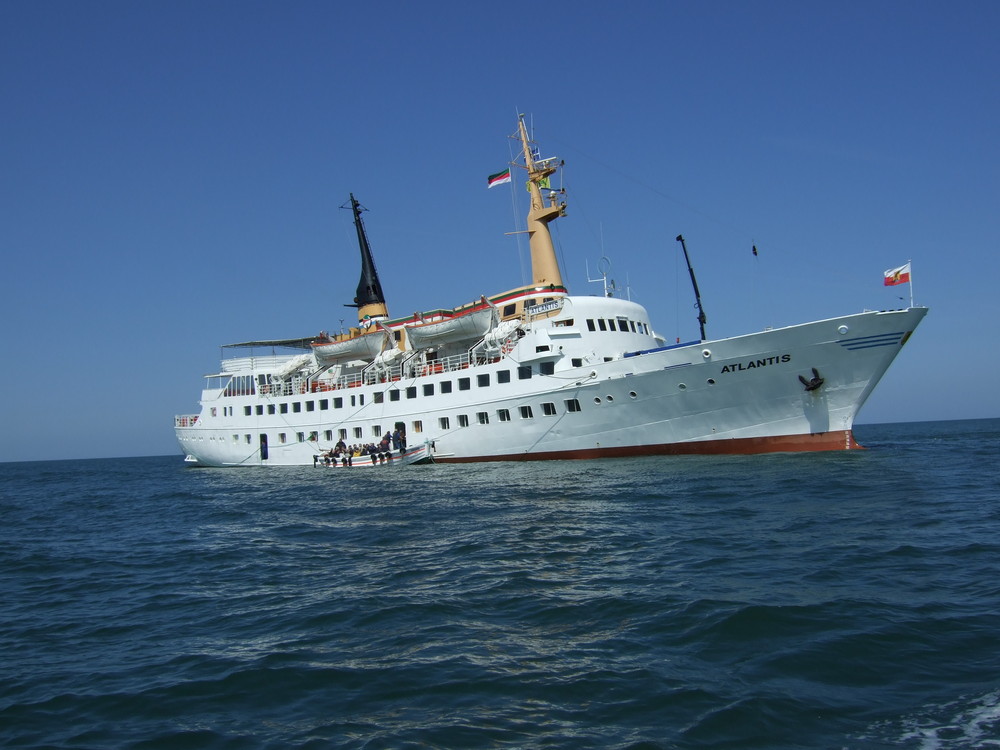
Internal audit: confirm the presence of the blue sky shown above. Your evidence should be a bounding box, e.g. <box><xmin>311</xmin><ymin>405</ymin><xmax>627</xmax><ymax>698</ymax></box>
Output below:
<box><xmin>2</xmin><ymin>1</ymin><xmax>997</xmax><ymax>462</ymax></box>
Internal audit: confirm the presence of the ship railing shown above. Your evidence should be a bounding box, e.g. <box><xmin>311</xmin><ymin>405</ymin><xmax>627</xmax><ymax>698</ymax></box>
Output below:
<box><xmin>175</xmin><ymin>415</ymin><xmax>199</xmax><ymax>427</ymax></box>
<box><xmin>220</xmin><ymin>354</ymin><xmax>292</xmax><ymax>373</ymax></box>
<box><xmin>308</xmin><ymin>371</ymin><xmax>365</xmax><ymax>392</ymax></box>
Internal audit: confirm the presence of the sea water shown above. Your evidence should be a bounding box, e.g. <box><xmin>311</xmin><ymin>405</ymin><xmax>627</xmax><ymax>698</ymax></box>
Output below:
<box><xmin>1</xmin><ymin>419</ymin><xmax>999</xmax><ymax>749</ymax></box>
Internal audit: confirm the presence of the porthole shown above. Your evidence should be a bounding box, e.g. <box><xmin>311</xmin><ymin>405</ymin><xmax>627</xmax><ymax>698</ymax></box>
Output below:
<box><xmin>606</xmin><ymin>395</ymin><xmax>614</xmax><ymax>402</ymax></box>
<box><xmin>594</xmin><ymin>397</ymin><xmax>602</xmax><ymax>404</ymax></box>
<box><xmin>702</xmin><ymin>349</ymin><xmax>712</xmax><ymax>358</ymax></box>
<box><xmin>629</xmin><ymin>391</ymin><xmax>637</xmax><ymax>399</ymax></box>
<box><xmin>838</xmin><ymin>325</ymin><xmax>849</xmax><ymax>335</ymax></box>
<box><xmin>707</xmin><ymin>378</ymin><xmax>716</xmax><ymax>385</ymax></box>
<box><xmin>678</xmin><ymin>383</ymin><xmax>687</xmax><ymax>390</ymax></box>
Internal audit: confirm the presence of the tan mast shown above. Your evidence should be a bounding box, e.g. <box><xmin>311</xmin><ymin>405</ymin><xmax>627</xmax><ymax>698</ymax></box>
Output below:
<box><xmin>516</xmin><ymin>116</ymin><xmax>566</xmax><ymax>289</ymax></box>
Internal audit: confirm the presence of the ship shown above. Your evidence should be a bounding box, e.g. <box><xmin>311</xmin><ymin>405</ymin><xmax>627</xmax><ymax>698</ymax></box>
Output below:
<box><xmin>175</xmin><ymin>117</ymin><xmax>927</xmax><ymax>467</ymax></box>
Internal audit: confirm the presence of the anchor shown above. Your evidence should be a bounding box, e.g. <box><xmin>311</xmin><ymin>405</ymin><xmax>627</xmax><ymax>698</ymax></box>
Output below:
<box><xmin>799</xmin><ymin>368</ymin><xmax>825</xmax><ymax>391</ymax></box>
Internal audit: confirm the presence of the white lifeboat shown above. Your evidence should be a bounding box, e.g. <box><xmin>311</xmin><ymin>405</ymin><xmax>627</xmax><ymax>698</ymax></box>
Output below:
<box><xmin>405</xmin><ymin>304</ymin><xmax>495</xmax><ymax>350</ymax></box>
<box><xmin>312</xmin><ymin>331</ymin><xmax>385</xmax><ymax>364</ymax></box>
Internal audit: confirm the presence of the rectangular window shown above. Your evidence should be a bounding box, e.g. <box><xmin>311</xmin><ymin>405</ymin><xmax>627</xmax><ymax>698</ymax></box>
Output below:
<box><xmin>565</xmin><ymin>398</ymin><xmax>582</xmax><ymax>412</ymax></box>
<box><xmin>333</xmin><ymin>397</ymin><xmax>343</xmax><ymax>409</ymax></box>
<box><xmin>309</xmin><ymin>431</ymin><xmax>318</xmax><ymax>442</ymax></box>
<box><xmin>497</xmin><ymin>369</ymin><xmax>511</xmax><ymax>384</ymax></box>
<box><xmin>296</xmin><ymin>432</ymin><xmax>304</xmax><ymax>442</ymax></box>
<box><xmin>439</xmin><ymin>417</ymin><xmax>450</xmax><ymax>429</ymax></box>
<box><xmin>306</xmin><ymin>401</ymin><xmax>315</xmax><ymax>412</ymax></box>
<box><xmin>267</xmin><ymin>404</ymin><xmax>276</xmax><ymax>415</ymax></box>
<box><xmin>498</xmin><ymin>409</ymin><xmax>511</xmax><ymax>422</ymax></box>
<box><xmin>629</xmin><ymin>321</ymin><xmax>636</xmax><ymax>332</ymax></box>
<box><xmin>477</xmin><ymin>374</ymin><xmax>490</xmax><ymax>387</ymax></box>
<box><xmin>255</xmin><ymin>405</ymin><xmax>263</xmax><ymax>415</ymax></box>
<box><xmin>413</xmin><ymin>420</ymin><xmax>423</xmax><ymax>433</ymax></box>
<box><xmin>372</xmin><ymin>425</ymin><xmax>382</xmax><ymax>437</ymax></box>
<box><xmin>390</xmin><ymin>390</ymin><xmax>401</xmax><ymax>401</ymax></box>
<box><xmin>319</xmin><ymin>399</ymin><xmax>329</xmax><ymax>410</ymax></box>
<box><xmin>339</xmin><ymin>429</ymin><xmax>347</xmax><ymax>440</ymax></box>
<box><xmin>597</xmin><ymin>318</ymin><xmax>607</xmax><ymax>331</ymax></box>
<box><xmin>458</xmin><ymin>414</ymin><xmax>469</xmax><ymax>427</ymax></box>
<box><xmin>353</xmin><ymin>427</ymin><xmax>363</xmax><ymax>439</ymax></box>
<box><xmin>539</xmin><ymin>362</ymin><xmax>555</xmax><ymax>375</ymax></box>
<box><xmin>542</xmin><ymin>402</ymin><xmax>557</xmax><ymax>416</ymax></box>
<box><xmin>572</xmin><ymin>358</ymin><xmax>583</xmax><ymax>367</ymax></box>
<box><xmin>423</xmin><ymin>383</ymin><xmax>434</xmax><ymax>396</ymax></box>
<box><xmin>244</xmin><ymin>406</ymin><xmax>252</xmax><ymax>416</ymax></box>
<box><xmin>293</xmin><ymin>402</ymin><xmax>301</xmax><ymax>413</ymax></box>
<box><xmin>440</xmin><ymin>380</ymin><xmax>453</xmax><ymax>394</ymax></box>
<box><xmin>279</xmin><ymin>433</ymin><xmax>287</xmax><ymax>443</ymax></box>
<box><xmin>477</xmin><ymin>412</ymin><xmax>489</xmax><ymax>425</ymax></box>
<box><xmin>374</xmin><ymin>392</ymin><xmax>384</xmax><ymax>404</ymax></box>
<box><xmin>232</xmin><ymin>434</ymin><xmax>239</xmax><ymax>443</ymax></box>
<box><xmin>324</xmin><ymin>430</ymin><xmax>333</xmax><ymax>441</ymax></box>
<box><xmin>518</xmin><ymin>366</ymin><xmax>532</xmax><ymax>380</ymax></box>
<box><xmin>519</xmin><ymin>405</ymin><xmax>534</xmax><ymax>419</ymax></box>
<box><xmin>587</xmin><ymin>319</ymin><xmax>596</xmax><ymax>331</ymax></box>
<box><xmin>503</xmin><ymin>303</ymin><xmax>516</xmax><ymax>317</ymax></box>
<box><xmin>618</xmin><ymin>319</ymin><xmax>629</xmax><ymax>332</ymax></box>
<box><xmin>459</xmin><ymin>377</ymin><xmax>471</xmax><ymax>391</ymax></box>
<box><xmin>406</xmin><ymin>386</ymin><xmax>417</xmax><ymax>399</ymax></box>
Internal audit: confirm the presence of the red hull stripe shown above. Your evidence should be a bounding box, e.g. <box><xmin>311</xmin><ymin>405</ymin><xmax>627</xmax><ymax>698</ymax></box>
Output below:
<box><xmin>436</xmin><ymin>430</ymin><xmax>863</xmax><ymax>463</ymax></box>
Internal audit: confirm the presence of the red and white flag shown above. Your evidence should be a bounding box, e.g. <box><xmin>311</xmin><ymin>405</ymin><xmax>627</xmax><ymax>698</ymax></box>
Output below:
<box><xmin>884</xmin><ymin>262</ymin><xmax>911</xmax><ymax>286</ymax></box>
<box><xmin>487</xmin><ymin>169</ymin><xmax>512</xmax><ymax>188</ymax></box>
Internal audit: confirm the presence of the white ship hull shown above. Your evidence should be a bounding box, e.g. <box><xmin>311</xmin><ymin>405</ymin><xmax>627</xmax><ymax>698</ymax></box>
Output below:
<box><xmin>175</xmin><ymin>117</ymin><xmax>926</xmax><ymax>467</ymax></box>
<box><xmin>176</xmin><ymin>299</ymin><xmax>926</xmax><ymax>466</ymax></box>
